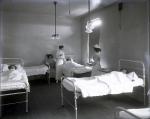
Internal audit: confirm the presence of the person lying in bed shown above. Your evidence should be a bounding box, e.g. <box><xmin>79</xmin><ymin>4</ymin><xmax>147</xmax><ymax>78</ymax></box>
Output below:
<box><xmin>8</xmin><ymin>64</ymin><xmax>22</xmax><ymax>81</ymax></box>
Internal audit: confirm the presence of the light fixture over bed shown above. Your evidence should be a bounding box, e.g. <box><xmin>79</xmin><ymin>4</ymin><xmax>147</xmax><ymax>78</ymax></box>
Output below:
<box><xmin>85</xmin><ymin>0</ymin><xmax>102</xmax><ymax>33</ymax></box>
<box><xmin>51</xmin><ymin>1</ymin><xmax>60</xmax><ymax>40</ymax></box>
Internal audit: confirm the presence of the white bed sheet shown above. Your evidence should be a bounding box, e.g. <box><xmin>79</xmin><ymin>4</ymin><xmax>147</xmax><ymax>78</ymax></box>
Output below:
<box><xmin>1</xmin><ymin>69</ymin><xmax>30</xmax><ymax>92</ymax></box>
<box><xmin>62</xmin><ymin>71</ymin><xmax>144</xmax><ymax>98</ymax></box>
<box><xmin>24</xmin><ymin>65</ymin><xmax>48</xmax><ymax>76</ymax></box>
<box><xmin>1</xmin><ymin>81</ymin><xmax>28</xmax><ymax>91</ymax></box>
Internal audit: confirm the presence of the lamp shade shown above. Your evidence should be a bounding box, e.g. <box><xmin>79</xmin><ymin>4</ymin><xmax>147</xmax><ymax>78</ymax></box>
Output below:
<box><xmin>51</xmin><ymin>34</ymin><xmax>60</xmax><ymax>40</ymax></box>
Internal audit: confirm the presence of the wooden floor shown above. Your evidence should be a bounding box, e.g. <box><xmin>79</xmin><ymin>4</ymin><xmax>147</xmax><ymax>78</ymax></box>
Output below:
<box><xmin>1</xmin><ymin>78</ymin><xmax>144</xmax><ymax>119</ymax></box>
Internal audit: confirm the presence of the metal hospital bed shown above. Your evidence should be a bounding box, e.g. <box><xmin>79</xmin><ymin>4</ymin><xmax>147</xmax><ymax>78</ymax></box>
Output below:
<box><xmin>115</xmin><ymin>89</ymin><xmax>150</xmax><ymax>119</ymax></box>
<box><xmin>60</xmin><ymin>59</ymin><xmax>146</xmax><ymax>119</ymax></box>
<box><xmin>0</xmin><ymin>58</ymin><xmax>30</xmax><ymax>113</ymax></box>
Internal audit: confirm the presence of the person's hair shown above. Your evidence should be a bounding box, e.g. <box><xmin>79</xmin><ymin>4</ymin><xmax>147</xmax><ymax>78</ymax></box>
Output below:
<box><xmin>47</xmin><ymin>54</ymin><xmax>53</xmax><ymax>58</ymax></box>
<box><xmin>94</xmin><ymin>48</ymin><xmax>101</xmax><ymax>52</ymax></box>
<box><xmin>120</xmin><ymin>68</ymin><xmax>128</xmax><ymax>73</ymax></box>
<box><xmin>66</xmin><ymin>57</ymin><xmax>71</xmax><ymax>61</ymax></box>
<box><xmin>8</xmin><ymin>65</ymin><xmax>17</xmax><ymax>70</ymax></box>
<box><xmin>59</xmin><ymin>45</ymin><xmax>64</xmax><ymax>49</ymax></box>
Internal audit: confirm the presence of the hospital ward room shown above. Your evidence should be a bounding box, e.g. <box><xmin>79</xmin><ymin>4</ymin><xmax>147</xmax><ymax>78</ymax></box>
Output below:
<box><xmin>0</xmin><ymin>0</ymin><xmax>150</xmax><ymax>119</ymax></box>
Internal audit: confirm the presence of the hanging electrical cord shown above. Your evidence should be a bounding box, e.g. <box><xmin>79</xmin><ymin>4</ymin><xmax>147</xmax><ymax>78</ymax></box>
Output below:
<box><xmin>118</xmin><ymin>1</ymin><xmax>123</xmax><ymax>30</ymax></box>
<box><xmin>68</xmin><ymin>0</ymin><xmax>71</xmax><ymax>15</ymax></box>
<box><xmin>51</xmin><ymin>1</ymin><xmax>60</xmax><ymax>40</ymax></box>
<box><xmin>88</xmin><ymin>0</ymin><xmax>91</xmax><ymax>22</ymax></box>
<box><xmin>85</xmin><ymin>0</ymin><xmax>93</xmax><ymax>33</ymax></box>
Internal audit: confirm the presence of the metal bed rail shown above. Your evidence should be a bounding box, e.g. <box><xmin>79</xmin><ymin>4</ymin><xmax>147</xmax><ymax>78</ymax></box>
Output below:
<box><xmin>61</xmin><ymin>76</ymin><xmax>79</xmax><ymax>119</ymax></box>
<box><xmin>0</xmin><ymin>89</ymin><xmax>29</xmax><ymax>112</ymax></box>
<box><xmin>0</xmin><ymin>58</ymin><xmax>24</xmax><ymax>66</ymax></box>
<box><xmin>61</xmin><ymin>59</ymin><xmax>146</xmax><ymax>119</ymax></box>
<box><xmin>0</xmin><ymin>58</ymin><xmax>29</xmax><ymax>112</ymax></box>
<box><xmin>118</xmin><ymin>59</ymin><xmax>146</xmax><ymax>105</ymax></box>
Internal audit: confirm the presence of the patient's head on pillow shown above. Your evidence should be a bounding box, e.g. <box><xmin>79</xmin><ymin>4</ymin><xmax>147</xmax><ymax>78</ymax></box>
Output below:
<box><xmin>120</xmin><ymin>68</ymin><xmax>128</xmax><ymax>74</ymax></box>
<box><xmin>66</xmin><ymin>57</ymin><xmax>72</xmax><ymax>62</ymax></box>
<box><xmin>46</xmin><ymin>54</ymin><xmax>53</xmax><ymax>59</ymax></box>
<box><xmin>8</xmin><ymin>65</ymin><xmax>17</xmax><ymax>71</ymax></box>
<box><xmin>127</xmin><ymin>72</ymin><xmax>138</xmax><ymax>82</ymax></box>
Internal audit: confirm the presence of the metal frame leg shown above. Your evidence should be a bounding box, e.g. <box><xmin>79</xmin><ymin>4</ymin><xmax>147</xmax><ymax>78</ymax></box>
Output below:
<box><xmin>74</xmin><ymin>87</ymin><xmax>78</xmax><ymax>119</ymax></box>
<box><xmin>26</xmin><ymin>91</ymin><xmax>28</xmax><ymax>112</ymax></box>
<box><xmin>48</xmin><ymin>72</ymin><xmax>51</xmax><ymax>86</ymax></box>
<box><xmin>61</xmin><ymin>77</ymin><xmax>64</xmax><ymax>106</ymax></box>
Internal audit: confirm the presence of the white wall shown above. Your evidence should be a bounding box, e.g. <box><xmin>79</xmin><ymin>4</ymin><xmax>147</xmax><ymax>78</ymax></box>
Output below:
<box><xmin>3</xmin><ymin>11</ymin><xmax>82</xmax><ymax>66</ymax></box>
<box><xmin>0</xmin><ymin>4</ymin><xmax>3</xmax><ymax>118</ymax></box>
<box><xmin>81</xmin><ymin>1</ymin><xmax>148</xmax><ymax>76</ymax></box>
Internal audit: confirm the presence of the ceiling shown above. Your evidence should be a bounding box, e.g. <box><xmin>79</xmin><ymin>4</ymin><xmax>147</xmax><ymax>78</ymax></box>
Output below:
<box><xmin>1</xmin><ymin>0</ymin><xmax>146</xmax><ymax>17</ymax></box>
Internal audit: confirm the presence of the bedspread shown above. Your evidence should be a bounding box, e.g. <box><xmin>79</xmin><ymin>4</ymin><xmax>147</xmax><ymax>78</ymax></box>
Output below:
<box><xmin>1</xmin><ymin>69</ymin><xmax>30</xmax><ymax>92</ymax></box>
<box><xmin>63</xmin><ymin>71</ymin><xmax>143</xmax><ymax>98</ymax></box>
<box><xmin>24</xmin><ymin>65</ymin><xmax>48</xmax><ymax>76</ymax></box>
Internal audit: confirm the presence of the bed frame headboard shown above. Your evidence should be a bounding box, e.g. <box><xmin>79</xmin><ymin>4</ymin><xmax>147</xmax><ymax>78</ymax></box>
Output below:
<box><xmin>0</xmin><ymin>58</ymin><xmax>24</xmax><ymax>66</ymax></box>
<box><xmin>118</xmin><ymin>59</ymin><xmax>146</xmax><ymax>105</ymax></box>
<box><xmin>118</xmin><ymin>59</ymin><xmax>145</xmax><ymax>80</ymax></box>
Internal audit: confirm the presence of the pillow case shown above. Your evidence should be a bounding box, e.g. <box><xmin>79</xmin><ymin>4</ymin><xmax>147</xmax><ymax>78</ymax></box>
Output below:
<box><xmin>127</xmin><ymin>72</ymin><xmax>138</xmax><ymax>81</ymax></box>
<box><xmin>1</xmin><ymin>64</ymin><xmax>9</xmax><ymax>71</ymax></box>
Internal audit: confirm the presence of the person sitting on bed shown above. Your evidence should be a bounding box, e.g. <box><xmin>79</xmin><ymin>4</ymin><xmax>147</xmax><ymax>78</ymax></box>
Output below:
<box><xmin>45</xmin><ymin>54</ymin><xmax>56</xmax><ymax>79</ymax></box>
<box><xmin>61</xmin><ymin>57</ymin><xmax>83</xmax><ymax>77</ymax></box>
<box><xmin>91</xmin><ymin>44</ymin><xmax>102</xmax><ymax>76</ymax></box>
<box><xmin>45</xmin><ymin>54</ymin><xmax>56</xmax><ymax>69</ymax></box>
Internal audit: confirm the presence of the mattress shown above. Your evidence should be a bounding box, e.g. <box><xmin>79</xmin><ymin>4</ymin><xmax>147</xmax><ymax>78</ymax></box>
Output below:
<box><xmin>1</xmin><ymin>81</ymin><xmax>27</xmax><ymax>91</ymax></box>
<box><xmin>62</xmin><ymin>71</ymin><xmax>144</xmax><ymax>98</ymax></box>
<box><xmin>24</xmin><ymin>65</ymin><xmax>48</xmax><ymax>76</ymax></box>
<box><xmin>1</xmin><ymin>69</ymin><xmax>30</xmax><ymax>92</ymax></box>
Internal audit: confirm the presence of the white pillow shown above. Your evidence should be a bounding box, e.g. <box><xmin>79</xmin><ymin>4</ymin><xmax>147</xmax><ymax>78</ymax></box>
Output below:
<box><xmin>127</xmin><ymin>72</ymin><xmax>138</xmax><ymax>81</ymax></box>
<box><xmin>16</xmin><ymin>64</ymin><xmax>23</xmax><ymax>70</ymax></box>
<box><xmin>2</xmin><ymin>64</ymin><xmax>9</xmax><ymax>71</ymax></box>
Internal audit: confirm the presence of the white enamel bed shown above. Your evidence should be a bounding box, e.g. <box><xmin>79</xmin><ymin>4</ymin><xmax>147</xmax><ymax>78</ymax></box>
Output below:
<box><xmin>60</xmin><ymin>59</ymin><xmax>146</xmax><ymax>119</ymax></box>
<box><xmin>0</xmin><ymin>58</ymin><xmax>30</xmax><ymax>112</ymax></box>
<box><xmin>24</xmin><ymin>65</ymin><xmax>48</xmax><ymax>77</ymax></box>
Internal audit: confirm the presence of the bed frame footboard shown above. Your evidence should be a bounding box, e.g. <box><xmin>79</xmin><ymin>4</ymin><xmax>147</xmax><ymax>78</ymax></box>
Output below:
<box><xmin>60</xmin><ymin>76</ymin><xmax>79</xmax><ymax>119</ymax></box>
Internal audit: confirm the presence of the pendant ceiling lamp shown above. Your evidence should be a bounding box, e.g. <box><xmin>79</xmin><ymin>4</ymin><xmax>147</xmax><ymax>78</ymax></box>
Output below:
<box><xmin>85</xmin><ymin>0</ymin><xmax>93</xmax><ymax>33</ymax></box>
<box><xmin>51</xmin><ymin>1</ymin><xmax>60</xmax><ymax>40</ymax></box>
<box><xmin>85</xmin><ymin>0</ymin><xmax>102</xmax><ymax>33</ymax></box>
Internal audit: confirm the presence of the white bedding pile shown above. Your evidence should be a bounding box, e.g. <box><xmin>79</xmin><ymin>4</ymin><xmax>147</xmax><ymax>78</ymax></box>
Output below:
<box><xmin>62</xmin><ymin>61</ymin><xmax>92</xmax><ymax>77</ymax></box>
<box><xmin>1</xmin><ymin>69</ymin><xmax>30</xmax><ymax>92</ymax></box>
<box><xmin>24</xmin><ymin>65</ymin><xmax>48</xmax><ymax>76</ymax></box>
<box><xmin>63</xmin><ymin>71</ymin><xmax>143</xmax><ymax>98</ymax></box>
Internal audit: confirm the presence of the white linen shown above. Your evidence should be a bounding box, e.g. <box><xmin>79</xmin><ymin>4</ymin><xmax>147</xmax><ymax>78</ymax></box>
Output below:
<box><xmin>63</xmin><ymin>71</ymin><xmax>144</xmax><ymax>98</ymax></box>
<box><xmin>1</xmin><ymin>69</ymin><xmax>30</xmax><ymax>92</ymax></box>
<box><xmin>119</xmin><ymin>108</ymin><xmax>150</xmax><ymax>119</ymax></box>
<box><xmin>62</xmin><ymin>61</ymin><xmax>92</xmax><ymax>77</ymax></box>
<box><xmin>24</xmin><ymin>65</ymin><xmax>48</xmax><ymax>76</ymax></box>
